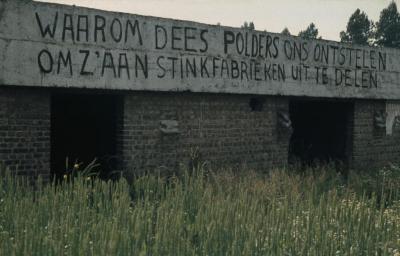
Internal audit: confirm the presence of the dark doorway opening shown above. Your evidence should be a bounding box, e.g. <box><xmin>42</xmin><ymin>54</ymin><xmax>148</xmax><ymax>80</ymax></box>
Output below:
<box><xmin>289</xmin><ymin>99</ymin><xmax>353</xmax><ymax>167</ymax></box>
<box><xmin>51</xmin><ymin>93</ymin><xmax>120</xmax><ymax>180</ymax></box>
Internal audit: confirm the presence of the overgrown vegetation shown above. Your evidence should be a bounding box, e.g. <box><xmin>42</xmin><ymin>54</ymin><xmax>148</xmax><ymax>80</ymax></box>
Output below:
<box><xmin>0</xmin><ymin>165</ymin><xmax>399</xmax><ymax>255</ymax></box>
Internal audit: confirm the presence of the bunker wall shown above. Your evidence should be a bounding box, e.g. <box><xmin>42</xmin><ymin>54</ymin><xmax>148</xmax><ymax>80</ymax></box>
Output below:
<box><xmin>0</xmin><ymin>0</ymin><xmax>400</xmax><ymax>178</ymax></box>
<box><xmin>0</xmin><ymin>87</ymin><xmax>50</xmax><ymax>180</ymax></box>
<box><xmin>352</xmin><ymin>100</ymin><xmax>400</xmax><ymax>169</ymax></box>
<box><xmin>120</xmin><ymin>92</ymin><xmax>291</xmax><ymax>173</ymax></box>
<box><xmin>1</xmin><ymin>87</ymin><xmax>400</xmax><ymax>178</ymax></box>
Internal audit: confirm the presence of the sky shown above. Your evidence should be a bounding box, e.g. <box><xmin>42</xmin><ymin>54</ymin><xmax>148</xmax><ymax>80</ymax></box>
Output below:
<box><xmin>35</xmin><ymin>0</ymin><xmax>400</xmax><ymax>41</ymax></box>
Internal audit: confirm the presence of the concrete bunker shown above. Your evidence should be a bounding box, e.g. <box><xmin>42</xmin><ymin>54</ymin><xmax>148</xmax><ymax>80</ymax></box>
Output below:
<box><xmin>0</xmin><ymin>0</ymin><xmax>400</xmax><ymax>180</ymax></box>
<box><xmin>289</xmin><ymin>99</ymin><xmax>353</xmax><ymax>166</ymax></box>
<box><xmin>50</xmin><ymin>92</ymin><xmax>121</xmax><ymax>179</ymax></box>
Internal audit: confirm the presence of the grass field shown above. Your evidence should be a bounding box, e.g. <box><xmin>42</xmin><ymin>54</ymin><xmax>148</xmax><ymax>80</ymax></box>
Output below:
<box><xmin>0</xmin><ymin>165</ymin><xmax>399</xmax><ymax>255</ymax></box>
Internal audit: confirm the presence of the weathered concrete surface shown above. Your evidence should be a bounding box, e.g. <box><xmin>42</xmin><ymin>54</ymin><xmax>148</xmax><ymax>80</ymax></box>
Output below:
<box><xmin>0</xmin><ymin>0</ymin><xmax>400</xmax><ymax>99</ymax></box>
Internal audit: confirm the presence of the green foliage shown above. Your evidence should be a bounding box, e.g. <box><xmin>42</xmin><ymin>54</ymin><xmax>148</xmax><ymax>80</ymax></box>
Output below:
<box><xmin>376</xmin><ymin>1</ymin><xmax>400</xmax><ymax>48</ymax></box>
<box><xmin>298</xmin><ymin>23</ymin><xmax>321</xmax><ymax>40</ymax></box>
<box><xmin>242</xmin><ymin>21</ymin><xmax>255</xmax><ymax>31</ymax></box>
<box><xmin>340</xmin><ymin>9</ymin><xmax>373</xmax><ymax>45</ymax></box>
<box><xmin>0</xmin><ymin>166</ymin><xmax>399</xmax><ymax>255</ymax></box>
<box><xmin>281</xmin><ymin>27</ymin><xmax>291</xmax><ymax>36</ymax></box>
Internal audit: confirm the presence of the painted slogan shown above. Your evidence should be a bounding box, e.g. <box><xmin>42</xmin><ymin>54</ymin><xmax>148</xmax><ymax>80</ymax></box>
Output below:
<box><xmin>34</xmin><ymin>10</ymin><xmax>387</xmax><ymax>90</ymax></box>
<box><xmin>1</xmin><ymin>1</ymin><xmax>397</xmax><ymax>98</ymax></box>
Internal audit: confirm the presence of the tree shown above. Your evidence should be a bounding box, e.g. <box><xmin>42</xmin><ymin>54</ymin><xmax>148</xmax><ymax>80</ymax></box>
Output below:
<box><xmin>242</xmin><ymin>21</ymin><xmax>255</xmax><ymax>30</ymax></box>
<box><xmin>281</xmin><ymin>27</ymin><xmax>291</xmax><ymax>36</ymax></box>
<box><xmin>298</xmin><ymin>23</ymin><xmax>321</xmax><ymax>39</ymax></box>
<box><xmin>375</xmin><ymin>1</ymin><xmax>400</xmax><ymax>48</ymax></box>
<box><xmin>340</xmin><ymin>9</ymin><xmax>373</xmax><ymax>45</ymax></box>
<box><xmin>249</xmin><ymin>22</ymin><xmax>255</xmax><ymax>30</ymax></box>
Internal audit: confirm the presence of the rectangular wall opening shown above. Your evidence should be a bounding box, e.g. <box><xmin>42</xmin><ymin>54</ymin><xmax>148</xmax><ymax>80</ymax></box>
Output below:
<box><xmin>289</xmin><ymin>99</ymin><xmax>354</xmax><ymax>168</ymax></box>
<box><xmin>51</xmin><ymin>92</ymin><xmax>121</xmax><ymax>180</ymax></box>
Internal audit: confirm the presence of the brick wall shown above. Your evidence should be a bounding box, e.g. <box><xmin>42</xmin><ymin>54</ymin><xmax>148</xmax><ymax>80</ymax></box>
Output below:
<box><xmin>2</xmin><ymin>86</ymin><xmax>399</xmax><ymax>179</ymax></box>
<box><xmin>0</xmin><ymin>87</ymin><xmax>50</xmax><ymax>180</ymax></box>
<box><xmin>120</xmin><ymin>92</ymin><xmax>291</xmax><ymax>174</ymax></box>
<box><xmin>351</xmin><ymin>100</ymin><xmax>400</xmax><ymax>170</ymax></box>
